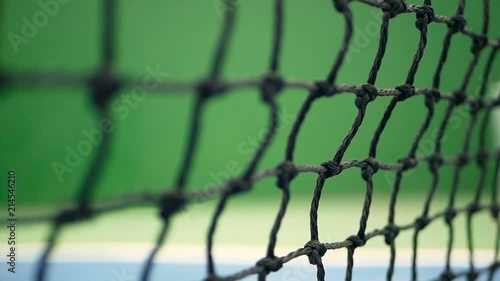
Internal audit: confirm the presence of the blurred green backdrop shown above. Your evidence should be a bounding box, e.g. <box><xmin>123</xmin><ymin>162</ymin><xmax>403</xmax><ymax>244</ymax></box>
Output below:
<box><xmin>0</xmin><ymin>0</ymin><xmax>499</xmax><ymax>249</ymax></box>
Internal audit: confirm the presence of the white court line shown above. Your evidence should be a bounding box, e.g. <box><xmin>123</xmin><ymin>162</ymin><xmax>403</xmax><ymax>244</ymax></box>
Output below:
<box><xmin>14</xmin><ymin>242</ymin><xmax>495</xmax><ymax>268</ymax></box>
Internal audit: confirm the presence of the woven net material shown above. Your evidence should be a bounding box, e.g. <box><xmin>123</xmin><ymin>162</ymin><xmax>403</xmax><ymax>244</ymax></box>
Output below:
<box><xmin>3</xmin><ymin>0</ymin><xmax>500</xmax><ymax>280</ymax></box>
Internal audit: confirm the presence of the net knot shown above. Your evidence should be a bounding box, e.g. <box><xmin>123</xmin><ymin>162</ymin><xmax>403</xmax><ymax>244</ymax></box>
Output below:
<box><xmin>440</xmin><ymin>270</ymin><xmax>455</xmax><ymax>281</ymax></box>
<box><xmin>457</xmin><ymin>153</ymin><xmax>470</xmax><ymax>167</ymax></box>
<box><xmin>476</xmin><ymin>149</ymin><xmax>488</xmax><ymax>167</ymax></box>
<box><xmin>0</xmin><ymin>71</ymin><xmax>7</xmax><ymax>88</ymax></box>
<box><xmin>225</xmin><ymin>178</ymin><xmax>252</xmax><ymax>196</ymax></box>
<box><xmin>415</xmin><ymin>5</ymin><xmax>434</xmax><ymax>31</ymax></box>
<box><xmin>395</xmin><ymin>83</ymin><xmax>415</xmax><ymax>101</ymax></box>
<box><xmin>355</xmin><ymin>83</ymin><xmax>377</xmax><ymax>109</ymax></box>
<box><xmin>312</xmin><ymin>80</ymin><xmax>336</xmax><ymax>98</ymax></box>
<box><xmin>382</xmin><ymin>0</ymin><xmax>407</xmax><ymax>18</ymax></box>
<box><xmin>424</xmin><ymin>88</ymin><xmax>441</xmax><ymax>108</ymax></box>
<box><xmin>196</xmin><ymin>79</ymin><xmax>226</xmax><ymax>100</ymax></box>
<box><xmin>447</xmin><ymin>15</ymin><xmax>466</xmax><ymax>33</ymax></box>
<box><xmin>398</xmin><ymin>157</ymin><xmax>417</xmax><ymax>171</ymax></box>
<box><xmin>304</xmin><ymin>240</ymin><xmax>327</xmax><ymax>265</ymax></box>
<box><xmin>469</xmin><ymin>98</ymin><xmax>484</xmax><ymax>115</ymax></box>
<box><xmin>414</xmin><ymin>216</ymin><xmax>430</xmax><ymax>230</ymax></box>
<box><xmin>159</xmin><ymin>191</ymin><xmax>186</xmax><ymax>220</ymax></box>
<box><xmin>428</xmin><ymin>154</ymin><xmax>443</xmax><ymax>173</ymax></box>
<box><xmin>89</xmin><ymin>68</ymin><xmax>121</xmax><ymax>109</ymax></box>
<box><xmin>276</xmin><ymin>161</ymin><xmax>298</xmax><ymax>189</ymax></box>
<box><xmin>466</xmin><ymin>271</ymin><xmax>478</xmax><ymax>281</ymax></box>
<box><xmin>444</xmin><ymin>208</ymin><xmax>457</xmax><ymax>225</ymax></box>
<box><xmin>452</xmin><ymin>90</ymin><xmax>467</xmax><ymax>106</ymax></box>
<box><xmin>490</xmin><ymin>261</ymin><xmax>500</xmax><ymax>272</ymax></box>
<box><xmin>260</xmin><ymin>73</ymin><xmax>284</xmax><ymax>103</ymax></box>
<box><xmin>467</xmin><ymin>203</ymin><xmax>480</xmax><ymax>216</ymax></box>
<box><xmin>256</xmin><ymin>256</ymin><xmax>283</xmax><ymax>273</ymax></box>
<box><xmin>471</xmin><ymin>36</ymin><xmax>488</xmax><ymax>54</ymax></box>
<box><xmin>332</xmin><ymin>0</ymin><xmax>347</xmax><ymax>12</ymax></box>
<box><xmin>56</xmin><ymin>206</ymin><xmax>92</xmax><ymax>225</ymax></box>
<box><xmin>383</xmin><ymin>224</ymin><xmax>400</xmax><ymax>245</ymax></box>
<box><xmin>346</xmin><ymin>235</ymin><xmax>365</xmax><ymax>248</ymax></box>
<box><xmin>320</xmin><ymin>160</ymin><xmax>343</xmax><ymax>179</ymax></box>
<box><xmin>361</xmin><ymin>157</ymin><xmax>379</xmax><ymax>181</ymax></box>
<box><xmin>491</xmin><ymin>205</ymin><xmax>499</xmax><ymax>219</ymax></box>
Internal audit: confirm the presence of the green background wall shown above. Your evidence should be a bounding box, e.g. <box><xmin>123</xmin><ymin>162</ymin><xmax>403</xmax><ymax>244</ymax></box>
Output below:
<box><xmin>0</xmin><ymin>0</ymin><xmax>499</xmax><ymax>226</ymax></box>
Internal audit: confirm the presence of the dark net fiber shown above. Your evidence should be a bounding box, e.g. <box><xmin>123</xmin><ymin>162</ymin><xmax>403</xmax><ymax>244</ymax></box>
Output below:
<box><xmin>3</xmin><ymin>0</ymin><xmax>500</xmax><ymax>280</ymax></box>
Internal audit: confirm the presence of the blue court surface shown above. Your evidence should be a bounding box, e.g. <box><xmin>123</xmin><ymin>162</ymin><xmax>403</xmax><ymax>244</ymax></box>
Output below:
<box><xmin>1</xmin><ymin>262</ymin><xmax>494</xmax><ymax>281</ymax></box>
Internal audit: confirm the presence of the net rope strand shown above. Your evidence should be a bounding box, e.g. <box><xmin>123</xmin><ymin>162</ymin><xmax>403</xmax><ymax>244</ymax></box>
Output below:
<box><xmin>1</xmin><ymin>0</ymin><xmax>499</xmax><ymax>280</ymax></box>
<box><xmin>143</xmin><ymin>0</ymin><xmax>240</xmax><ymax>278</ymax></box>
<box><xmin>410</xmin><ymin>1</ymin><xmax>465</xmax><ymax>280</ymax></box>
<box><xmin>441</xmin><ymin>0</ymin><xmax>491</xmax><ymax>278</ymax></box>
<box><xmin>34</xmin><ymin>0</ymin><xmax>120</xmax><ymax>280</ymax></box>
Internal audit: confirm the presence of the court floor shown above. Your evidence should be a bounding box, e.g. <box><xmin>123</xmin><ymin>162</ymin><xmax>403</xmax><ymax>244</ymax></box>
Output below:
<box><xmin>1</xmin><ymin>194</ymin><xmax>498</xmax><ymax>281</ymax></box>
<box><xmin>2</xmin><ymin>262</ymin><xmax>494</xmax><ymax>281</ymax></box>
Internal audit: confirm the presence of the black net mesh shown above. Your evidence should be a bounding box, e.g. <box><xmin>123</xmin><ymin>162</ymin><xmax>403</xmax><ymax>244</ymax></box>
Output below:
<box><xmin>3</xmin><ymin>0</ymin><xmax>500</xmax><ymax>280</ymax></box>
